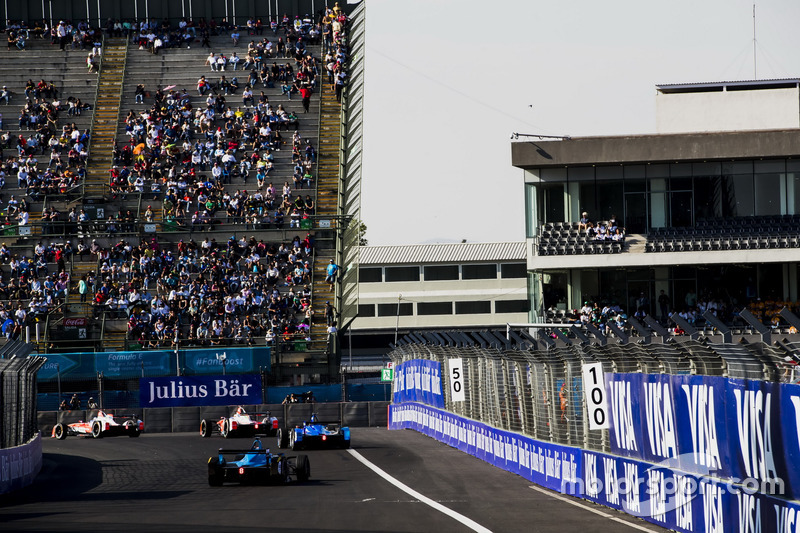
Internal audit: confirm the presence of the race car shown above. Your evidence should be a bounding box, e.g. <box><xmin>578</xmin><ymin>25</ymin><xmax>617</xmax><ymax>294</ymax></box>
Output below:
<box><xmin>200</xmin><ymin>406</ymin><xmax>280</xmax><ymax>438</ymax></box>
<box><xmin>277</xmin><ymin>413</ymin><xmax>350</xmax><ymax>450</ymax></box>
<box><xmin>52</xmin><ymin>410</ymin><xmax>144</xmax><ymax>439</ymax></box>
<box><xmin>207</xmin><ymin>437</ymin><xmax>310</xmax><ymax>486</ymax></box>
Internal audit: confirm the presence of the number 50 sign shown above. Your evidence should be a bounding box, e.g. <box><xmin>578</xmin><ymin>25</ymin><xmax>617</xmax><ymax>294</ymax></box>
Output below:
<box><xmin>581</xmin><ymin>363</ymin><xmax>610</xmax><ymax>430</ymax></box>
<box><xmin>448</xmin><ymin>358</ymin><xmax>466</xmax><ymax>402</ymax></box>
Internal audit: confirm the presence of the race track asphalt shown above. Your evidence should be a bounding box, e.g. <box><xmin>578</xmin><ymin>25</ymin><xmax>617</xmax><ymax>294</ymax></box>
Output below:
<box><xmin>0</xmin><ymin>427</ymin><xmax>668</xmax><ymax>533</ymax></box>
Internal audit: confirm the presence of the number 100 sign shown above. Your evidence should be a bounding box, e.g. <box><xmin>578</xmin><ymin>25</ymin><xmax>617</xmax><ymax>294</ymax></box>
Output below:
<box><xmin>581</xmin><ymin>362</ymin><xmax>610</xmax><ymax>430</ymax></box>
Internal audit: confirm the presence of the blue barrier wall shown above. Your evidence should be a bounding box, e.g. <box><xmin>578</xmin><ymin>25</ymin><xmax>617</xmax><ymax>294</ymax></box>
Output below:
<box><xmin>606</xmin><ymin>373</ymin><xmax>800</xmax><ymax>500</ymax></box>
<box><xmin>0</xmin><ymin>433</ymin><xmax>42</xmax><ymax>495</ymax></box>
<box><xmin>390</xmin><ymin>370</ymin><xmax>800</xmax><ymax>533</ymax></box>
<box><xmin>392</xmin><ymin>359</ymin><xmax>444</xmax><ymax>408</ymax></box>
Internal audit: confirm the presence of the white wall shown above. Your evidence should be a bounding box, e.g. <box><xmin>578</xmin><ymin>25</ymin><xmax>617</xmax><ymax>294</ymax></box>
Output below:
<box><xmin>656</xmin><ymin>87</ymin><xmax>800</xmax><ymax>134</ymax></box>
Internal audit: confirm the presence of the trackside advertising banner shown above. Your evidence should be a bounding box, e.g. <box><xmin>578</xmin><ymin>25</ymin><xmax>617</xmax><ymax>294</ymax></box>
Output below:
<box><xmin>607</xmin><ymin>373</ymin><xmax>800</xmax><ymax>500</ymax></box>
<box><xmin>38</xmin><ymin>347</ymin><xmax>270</xmax><ymax>380</ymax></box>
<box><xmin>580</xmin><ymin>449</ymin><xmax>800</xmax><ymax>533</ymax></box>
<box><xmin>390</xmin><ymin>401</ymin><xmax>800</xmax><ymax>533</ymax></box>
<box><xmin>0</xmin><ymin>433</ymin><xmax>42</xmax><ymax>495</ymax></box>
<box><xmin>139</xmin><ymin>374</ymin><xmax>262</xmax><ymax>407</ymax></box>
<box><xmin>392</xmin><ymin>360</ymin><xmax>444</xmax><ymax>408</ymax></box>
<box><xmin>389</xmin><ymin>403</ymin><xmax>581</xmax><ymax>493</ymax></box>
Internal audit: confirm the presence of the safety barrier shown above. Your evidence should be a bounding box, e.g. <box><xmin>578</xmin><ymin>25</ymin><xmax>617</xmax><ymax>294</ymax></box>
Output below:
<box><xmin>0</xmin><ymin>349</ymin><xmax>46</xmax><ymax>495</ymax></box>
<box><xmin>388</xmin><ymin>339</ymin><xmax>800</xmax><ymax>532</ymax></box>
<box><xmin>0</xmin><ymin>352</ymin><xmax>46</xmax><ymax>448</ymax></box>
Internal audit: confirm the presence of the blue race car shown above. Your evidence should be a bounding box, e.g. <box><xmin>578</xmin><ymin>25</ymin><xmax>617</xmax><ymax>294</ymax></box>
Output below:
<box><xmin>207</xmin><ymin>437</ymin><xmax>310</xmax><ymax>486</ymax></box>
<box><xmin>277</xmin><ymin>413</ymin><xmax>351</xmax><ymax>450</ymax></box>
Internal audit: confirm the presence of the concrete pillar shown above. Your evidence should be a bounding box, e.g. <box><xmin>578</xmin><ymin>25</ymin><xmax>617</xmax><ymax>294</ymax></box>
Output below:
<box><xmin>568</xmin><ymin>181</ymin><xmax>580</xmax><ymax>223</ymax></box>
<box><xmin>568</xmin><ymin>269</ymin><xmax>580</xmax><ymax>311</ymax></box>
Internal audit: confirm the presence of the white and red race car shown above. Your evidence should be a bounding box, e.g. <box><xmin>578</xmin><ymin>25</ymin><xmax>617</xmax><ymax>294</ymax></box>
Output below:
<box><xmin>52</xmin><ymin>410</ymin><xmax>144</xmax><ymax>439</ymax></box>
<box><xmin>200</xmin><ymin>406</ymin><xmax>280</xmax><ymax>438</ymax></box>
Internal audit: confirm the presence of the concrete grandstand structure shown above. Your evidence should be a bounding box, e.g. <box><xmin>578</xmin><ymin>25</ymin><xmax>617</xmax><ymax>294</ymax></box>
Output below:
<box><xmin>514</xmin><ymin>79</ymin><xmax>800</xmax><ymax>333</ymax></box>
<box><xmin>0</xmin><ymin>2</ymin><xmax>363</xmax><ymax>385</ymax></box>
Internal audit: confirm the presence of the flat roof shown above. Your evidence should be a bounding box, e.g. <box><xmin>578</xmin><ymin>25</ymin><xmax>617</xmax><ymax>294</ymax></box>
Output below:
<box><xmin>511</xmin><ymin>129</ymin><xmax>800</xmax><ymax>169</ymax></box>
<box><xmin>359</xmin><ymin>242</ymin><xmax>526</xmax><ymax>266</ymax></box>
<box><xmin>656</xmin><ymin>78</ymin><xmax>800</xmax><ymax>93</ymax></box>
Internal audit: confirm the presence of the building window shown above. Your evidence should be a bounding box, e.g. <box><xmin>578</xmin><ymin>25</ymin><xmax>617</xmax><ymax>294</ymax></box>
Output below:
<box><xmin>462</xmin><ymin>264</ymin><xmax>497</xmax><ymax>280</ymax></box>
<box><xmin>357</xmin><ymin>304</ymin><xmax>375</xmax><ymax>317</ymax></box>
<box><xmin>417</xmin><ymin>302</ymin><xmax>453</xmax><ymax>315</ymax></box>
<box><xmin>455</xmin><ymin>301</ymin><xmax>491</xmax><ymax>314</ymax></box>
<box><xmin>495</xmin><ymin>300</ymin><xmax>530</xmax><ymax>313</ymax></box>
<box><xmin>500</xmin><ymin>263</ymin><xmax>526</xmax><ymax>279</ymax></box>
<box><xmin>384</xmin><ymin>266</ymin><xmax>420</xmax><ymax>282</ymax></box>
<box><xmin>359</xmin><ymin>267</ymin><xmax>382</xmax><ymax>283</ymax></box>
<box><xmin>424</xmin><ymin>265</ymin><xmax>459</xmax><ymax>281</ymax></box>
<box><xmin>377</xmin><ymin>303</ymin><xmax>413</xmax><ymax>317</ymax></box>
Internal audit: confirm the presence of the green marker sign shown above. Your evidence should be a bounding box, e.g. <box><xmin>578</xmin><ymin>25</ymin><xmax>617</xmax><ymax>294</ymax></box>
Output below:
<box><xmin>380</xmin><ymin>368</ymin><xmax>394</xmax><ymax>382</ymax></box>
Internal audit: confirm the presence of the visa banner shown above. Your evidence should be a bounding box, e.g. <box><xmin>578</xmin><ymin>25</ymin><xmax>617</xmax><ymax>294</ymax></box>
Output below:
<box><xmin>391</xmin><ymin>401</ymin><xmax>800</xmax><ymax>533</ymax></box>
<box><xmin>608</xmin><ymin>372</ymin><xmax>800</xmax><ymax>500</ymax></box>
<box><xmin>389</xmin><ymin>402</ymin><xmax>581</xmax><ymax>493</ymax></box>
<box><xmin>392</xmin><ymin>359</ymin><xmax>444</xmax><ymax>408</ymax></box>
<box><xmin>139</xmin><ymin>374</ymin><xmax>262</xmax><ymax>407</ymax></box>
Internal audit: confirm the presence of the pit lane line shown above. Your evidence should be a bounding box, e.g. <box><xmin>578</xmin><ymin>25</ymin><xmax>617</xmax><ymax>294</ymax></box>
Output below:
<box><xmin>347</xmin><ymin>449</ymin><xmax>493</xmax><ymax>533</ymax></box>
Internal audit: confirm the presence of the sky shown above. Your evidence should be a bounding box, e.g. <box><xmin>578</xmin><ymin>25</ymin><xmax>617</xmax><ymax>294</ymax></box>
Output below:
<box><xmin>358</xmin><ymin>0</ymin><xmax>800</xmax><ymax>246</ymax></box>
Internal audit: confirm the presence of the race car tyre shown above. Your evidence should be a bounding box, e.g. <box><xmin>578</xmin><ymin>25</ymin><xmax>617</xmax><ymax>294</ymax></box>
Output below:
<box><xmin>277</xmin><ymin>428</ymin><xmax>289</xmax><ymax>449</ymax></box>
<box><xmin>207</xmin><ymin>457</ymin><xmax>223</xmax><ymax>486</ymax></box>
<box><xmin>128</xmin><ymin>427</ymin><xmax>141</xmax><ymax>438</ymax></box>
<box><xmin>221</xmin><ymin>419</ymin><xmax>230</xmax><ymax>438</ymax></box>
<box><xmin>296</xmin><ymin>455</ymin><xmax>310</xmax><ymax>482</ymax></box>
<box><xmin>200</xmin><ymin>419</ymin><xmax>212</xmax><ymax>438</ymax></box>
<box><xmin>290</xmin><ymin>429</ymin><xmax>302</xmax><ymax>451</ymax></box>
<box><xmin>342</xmin><ymin>439</ymin><xmax>350</xmax><ymax>449</ymax></box>
<box><xmin>91</xmin><ymin>420</ymin><xmax>104</xmax><ymax>439</ymax></box>
<box><xmin>53</xmin><ymin>423</ymin><xmax>68</xmax><ymax>440</ymax></box>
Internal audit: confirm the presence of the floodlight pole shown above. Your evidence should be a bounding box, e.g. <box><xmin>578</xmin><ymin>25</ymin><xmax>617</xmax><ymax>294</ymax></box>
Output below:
<box><xmin>394</xmin><ymin>294</ymin><xmax>402</xmax><ymax>345</ymax></box>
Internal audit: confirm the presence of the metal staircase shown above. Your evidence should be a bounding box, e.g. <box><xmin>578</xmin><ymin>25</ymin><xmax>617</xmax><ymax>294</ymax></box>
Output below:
<box><xmin>309</xmin><ymin>84</ymin><xmax>342</xmax><ymax>351</ymax></box>
<box><xmin>83</xmin><ymin>38</ymin><xmax>127</xmax><ymax>199</ymax></box>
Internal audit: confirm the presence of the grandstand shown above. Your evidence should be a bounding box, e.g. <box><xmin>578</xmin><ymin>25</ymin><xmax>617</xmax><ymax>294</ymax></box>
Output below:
<box><xmin>513</xmin><ymin>79</ymin><xmax>800</xmax><ymax>340</ymax></box>
<box><xmin>0</xmin><ymin>3</ymin><xmax>361</xmax><ymax>384</ymax></box>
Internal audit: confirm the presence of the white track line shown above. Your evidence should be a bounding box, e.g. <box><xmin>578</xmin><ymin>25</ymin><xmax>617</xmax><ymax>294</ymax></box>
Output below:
<box><xmin>527</xmin><ymin>485</ymin><xmax>664</xmax><ymax>533</ymax></box>
<box><xmin>347</xmin><ymin>449</ymin><xmax>492</xmax><ymax>533</ymax></box>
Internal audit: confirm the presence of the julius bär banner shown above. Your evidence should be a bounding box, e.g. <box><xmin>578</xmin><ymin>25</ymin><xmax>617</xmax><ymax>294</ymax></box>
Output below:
<box><xmin>139</xmin><ymin>374</ymin><xmax>262</xmax><ymax>407</ymax></box>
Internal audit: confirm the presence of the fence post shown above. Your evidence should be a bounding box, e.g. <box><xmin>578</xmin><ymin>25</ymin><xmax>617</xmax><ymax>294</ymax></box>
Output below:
<box><xmin>175</xmin><ymin>340</ymin><xmax>181</xmax><ymax>376</ymax></box>
<box><xmin>57</xmin><ymin>362</ymin><xmax>62</xmax><ymax>405</ymax></box>
<box><xmin>97</xmin><ymin>371</ymin><xmax>104</xmax><ymax>409</ymax></box>
<box><xmin>261</xmin><ymin>366</ymin><xmax>267</xmax><ymax>405</ymax></box>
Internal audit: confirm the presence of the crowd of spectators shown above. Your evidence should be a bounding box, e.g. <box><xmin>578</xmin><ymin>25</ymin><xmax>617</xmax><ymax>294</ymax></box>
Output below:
<box><xmin>0</xmin><ymin>76</ymin><xmax>91</xmax><ymax>225</ymax></box>
<box><xmin>0</xmin><ymin>237</ymin><xmax>72</xmax><ymax>340</ymax></box>
<box><xmin>77</xmin><ymin>232</ymin><xmax>317</xmax><ymax>349</ymax></box>
<box><xmin>578</xmin><ymin>212</ymin><xmax>625</xmax><ymax>242</ymax></box>
<box><xmin>3</xmin><ymin>19</ymin><xmax>102</xmax><ymax>51</ymax></box>
<box><xmin>0</xmin><ymin>6</ymin><xmax>352</xmax><ymax>349</ymax></box>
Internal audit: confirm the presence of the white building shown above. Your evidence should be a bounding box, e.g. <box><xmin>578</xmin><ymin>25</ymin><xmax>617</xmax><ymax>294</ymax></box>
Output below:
<box><xmin>352</xmin><ymin>242</ymin><xmax>528</xmax><ymax>345</ymax></box>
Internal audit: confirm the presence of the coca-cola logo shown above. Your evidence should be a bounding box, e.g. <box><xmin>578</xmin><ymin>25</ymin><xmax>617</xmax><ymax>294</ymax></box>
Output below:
<box><xmin>64</xmin><ymin>318</ymin><xmax>88</xmax><ymax>327</ymax></box>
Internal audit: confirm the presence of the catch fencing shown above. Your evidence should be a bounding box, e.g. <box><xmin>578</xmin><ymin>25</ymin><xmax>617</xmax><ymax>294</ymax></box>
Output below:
<box><xmin>388</xmin><ymin>336</ymin><xmax>800</xmax><ymax>532</ymax></box>
<box><xmin>389</xmin><ymin>338</ymin><xmax>791</xmax><ymax>453</ymax></box>
<box><xmin>0</xmin><ymin>352</ymin><xmax>47</xmax><ymax>448</ymax></box>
